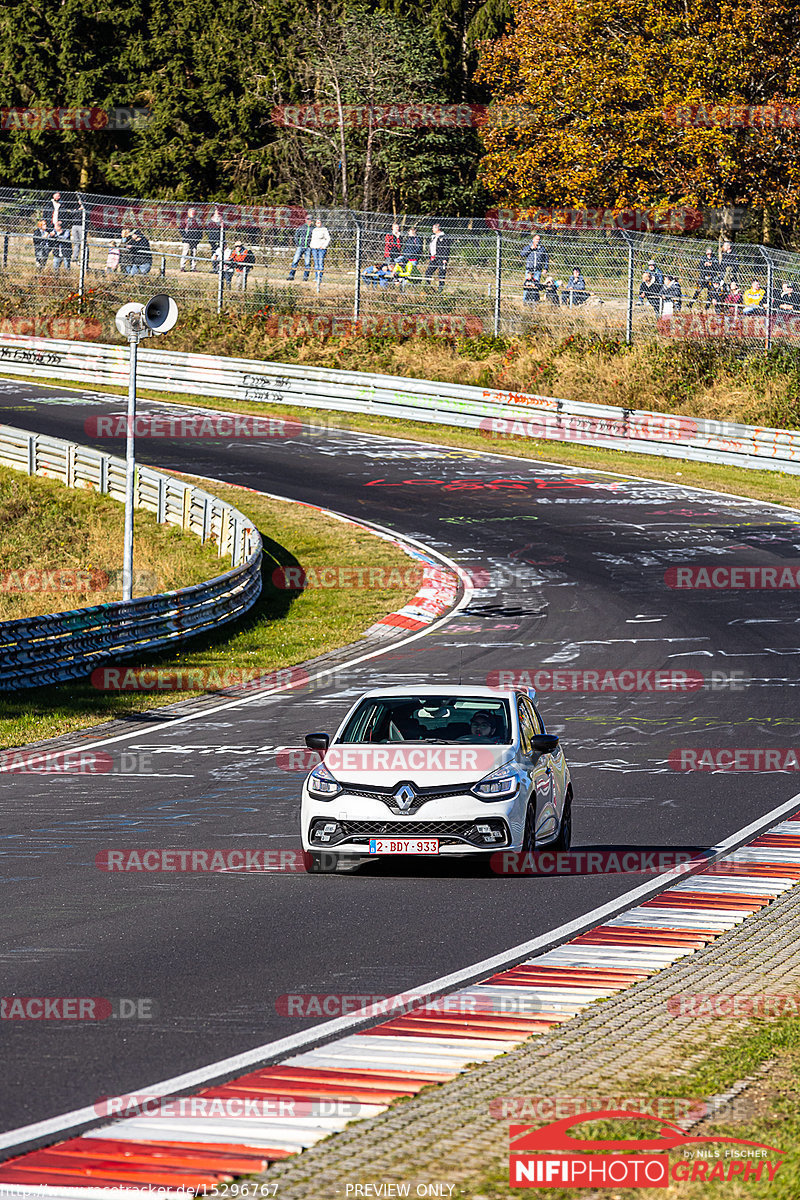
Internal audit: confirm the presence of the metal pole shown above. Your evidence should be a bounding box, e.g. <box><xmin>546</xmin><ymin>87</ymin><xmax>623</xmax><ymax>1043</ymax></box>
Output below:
<box><xmin>216</xmin><ymin>225</ymin><xmax>225</xmax><ymax>315</ymax></box>
<box><xmin>78</xmin><ymin>208</ymin><xmax>87</xmax><ymax>308</ymax></box>
<box><xmin>493</xmin><ymin>231</ymin><xmax>502</xmax><ymax>336</ymax></box>
<box><xmin>353</xmin><ymin>224</ymin><xmax>362</xmax><ymax>321</ymax></box>
<box><xmin>759</xmin><ymin>246</ymin><xmax>773</xmax><ymax>353</ymax></box>
<box><xmin>625</xmin><ymin>239</ymin><xmax>634</xmax><ymax>344</ymax></box>
<box><xmin>122</xmin><ymin>332</ymin><xmax>139</xmax><ymax>602</ymax></box>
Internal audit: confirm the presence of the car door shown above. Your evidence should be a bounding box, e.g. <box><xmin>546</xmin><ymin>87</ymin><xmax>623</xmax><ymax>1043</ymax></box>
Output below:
<box><xmin>517</xmin><ymin>697</ymin><xmax>558</xmax><ymax>842</ymax></box>
<box><xmin>532</xmin><ymin>700</ymin><xmax>568</xmax><ymax>828</ymax></box>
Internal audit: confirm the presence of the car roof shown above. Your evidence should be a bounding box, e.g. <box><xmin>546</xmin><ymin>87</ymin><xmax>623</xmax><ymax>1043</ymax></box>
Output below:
<box><xmin>354</xmin><ymin>685</ymin><xmax>521</xmax><ymax>701</ymax></box>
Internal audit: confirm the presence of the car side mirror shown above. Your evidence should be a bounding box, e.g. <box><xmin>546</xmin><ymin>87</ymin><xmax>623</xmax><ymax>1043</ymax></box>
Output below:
<box><xmin>530</xmin><ymin>734</ymin><xmax>560</xmax><ymax>755</ymax></box>
<box><xmin>305</xmin><ymin>733</ymin><xmax>330</xmax><ymax>756</ymax></box>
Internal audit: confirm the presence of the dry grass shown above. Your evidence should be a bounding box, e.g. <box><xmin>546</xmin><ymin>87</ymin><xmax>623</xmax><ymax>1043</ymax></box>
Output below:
<box><xmin>0</xmin><ymin>467</ymin><xmax>222</xmax><ymax>619</ymax></box>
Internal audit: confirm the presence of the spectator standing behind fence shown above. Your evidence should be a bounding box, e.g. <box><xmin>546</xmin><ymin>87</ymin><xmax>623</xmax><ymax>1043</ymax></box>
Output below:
<box><xmin>287</xmin><ymin>219</ymin><xmax>313</xmax><ymax>280</ymax></box>
<box><xmin>60</xmin><ymin>192</ymin><xmax>85</xmax><ymax>270</ymax></box>
<box><xmin>46</xmin><ymin>191</ymin><xmax>62</xmax><ymax>231</ymax></box>
<box><xmin>51</xmin><ymin>220</ymin><xmax>71</xmax><ymax>271</ymax></box>
<box><xmin>124</xmin><ymin>229</ymin><xmax>152</xmax><ymax>275</ymax></box>
<box><xmin>213</xmin><ymin>243</ymin><xmax>235</xmax><ymax>288</ymax></box>
<box><xmin>207</xmin><ymin>205</ymin><xmax>225</xmax><ymax>265</ymax></box>
<box><xmin>310</xmin><ymin>218</ymin><xmax>330</xmax><ymax>283</ymax></box>
<box><xmin>661</xmin><ymin>274</ymin><xmax>682</xmax><ymax>315</ymax></box>
<box><xmin>230</xmin><ymin>242</ymin><xmax>254</xmax><ymax>290</ymax></box>
<box><xmin>399</xmin><ymin>226</ymin><xmax>422</xmax><ymax>265</ymax></box>
<box><xmin>777</xmin><ymin>281</ymin><xmax>800</xmax><ymax>315</ymax></box>
<box><xmin>33</xmin><ymin>219</ymin><xmax>51</xmax><ymax>270</ymax></box>
<box><xmin>726</xmin><ymin>278</ymin><xmax>743</xmax><ymax>316</ymax></box>
<box><xmin>743</xmin><ymin>278</ymin><xmax>766</xmax><ymax>314</ymax></box>
<box><xmin>646</xmin><ymin>259</ymin><xmax>664</xmax><ymax>289</ymax></box>
<box><xmin>384</xmin><ymin>222</ymin><xmax>402</xmax><ymax>262</ymax></box>
<box><xmin>563</xmin><ymin>267</ymin><xmax>589</xmax><ymax>306</ymax></box>
<box><xmin>543</xmin><ymin>275</ymin><xmax>560</xmax><ymax>306</ymax></box>
<box><xmin>691</xmin><ymin>248</ymin><xmax>717</xmax><ymax>309</ymax></box>
<box><xmin>719</xmin><ymin>239</ymin><xmax>739</xmax><ymax>279</ymax></box>
<box><xmin>179</xmin><ymin>207</ymin><xmax>204</xmax><ymax>272</ymax></box>
<box><xmin>638</xmin><ymin>270</ymin><xmax>661</xmax><ymax>312</ymax></box>
<box><xmin>425</xmin><ymin>223</ymin><xmax>451</xmax><ymax>290</ymax></box>
<box><xmin>521</xmin><ymin>234</ymin><xmax>548</xmax><ymax>302</ymax></box>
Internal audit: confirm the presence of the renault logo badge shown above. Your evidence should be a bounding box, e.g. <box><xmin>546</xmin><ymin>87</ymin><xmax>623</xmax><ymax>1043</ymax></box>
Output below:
<box><xmin>394</xmin><ymin>783</ymin><xmax>415</xmax><ymax>812</ymax></box>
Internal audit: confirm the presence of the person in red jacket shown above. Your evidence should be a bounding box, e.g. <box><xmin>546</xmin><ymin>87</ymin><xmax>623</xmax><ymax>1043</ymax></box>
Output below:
<box><xmin>384</xmin><ymin>222</ymin><xmax>402</xmax><ymax>262</ymax></box>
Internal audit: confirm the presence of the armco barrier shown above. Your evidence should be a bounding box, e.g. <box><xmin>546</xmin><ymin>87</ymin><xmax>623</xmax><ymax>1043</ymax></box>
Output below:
<box><xmin>1</xmin><ymin>336</ymin><xmax>800</xmax><ymax>474</ymax></box>
<box><xmin>0</xmin><ymin>422</ymin><xmax>262</xmax><ymax>689</ymax></box>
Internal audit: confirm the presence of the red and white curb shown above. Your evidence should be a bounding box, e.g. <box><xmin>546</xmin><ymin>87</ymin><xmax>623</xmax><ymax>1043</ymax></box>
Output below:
<box><xmin>2</xmin><ymin>804</ymin><xmax>800</xmax><ymax>1193</ymax></box>
<box><xmin>365</xmin><ymin>556</ymin><xmax>459</xmax><ymax>636</ymax></box>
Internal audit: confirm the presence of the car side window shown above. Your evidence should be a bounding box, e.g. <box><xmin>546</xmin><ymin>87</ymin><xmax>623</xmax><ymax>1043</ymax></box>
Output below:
<box><xmin>530</xmin><ymin>703</ymin><xmax>546</xmax><ymax>736</ymax></box>
<box><xmin>517</xmin><ymin>700</ymin><xmax>535</xmax><ymax>755</ymax></box>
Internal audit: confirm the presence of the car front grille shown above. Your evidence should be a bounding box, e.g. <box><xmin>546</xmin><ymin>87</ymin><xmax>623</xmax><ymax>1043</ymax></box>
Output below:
<box><xmin>338</xmin><ymin>783</ymin><xmax>474</xmax><ymax>815</ymax></box>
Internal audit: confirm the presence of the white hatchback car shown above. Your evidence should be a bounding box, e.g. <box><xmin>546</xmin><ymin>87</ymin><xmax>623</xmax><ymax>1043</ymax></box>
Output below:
<box><xmin>300</xmin><ymin>685</ymin><xmax>572</xmax><ymax>871</ymax></box>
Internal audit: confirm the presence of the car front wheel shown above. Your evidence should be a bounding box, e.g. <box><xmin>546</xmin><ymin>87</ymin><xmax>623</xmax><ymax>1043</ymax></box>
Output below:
<box><xmin>551</xmin><ymin>789</ymin><xmax>573</xmax><ymax>852</ymax></box>
<box><xmin>522</xmin><ymin>801</ymin><xmax>537</xmax><ymax>853</ymax></box>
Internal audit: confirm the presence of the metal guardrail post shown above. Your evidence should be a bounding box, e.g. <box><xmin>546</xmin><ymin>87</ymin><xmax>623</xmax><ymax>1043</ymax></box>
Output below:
<box><xmin>216</xmin><ymin>225</ymin><xmax>225</xmax><ymax>315</ymax></box>
<box><xmin>759</xmin><ymin>246</ymin><xmax>774</xmax><ymax>353</ymax></box>
<box><xmin>353</xmin><ymin>223</ymin><xmax>362</xmax><ymax>322</ymax></box>
<box><xmin>78</xmin><ymin>209</ymin><xmax>87</xmax><ymax>308</ymax></box>
<box><xmin>493</xmin><ymin>231</ymin><xmax>502</xmax><ymax>337</ymax></box>
<box><xmin>624</xmin><ymin>234</ymin><xmax>635</xmax><ymax>345</ymax></box>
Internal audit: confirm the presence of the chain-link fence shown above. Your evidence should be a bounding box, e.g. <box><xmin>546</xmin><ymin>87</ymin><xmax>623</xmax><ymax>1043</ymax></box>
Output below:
<box><xmin>0</xmin><ymin>186</ymin><xmax>797</xmax><ymax>350</ymax></box>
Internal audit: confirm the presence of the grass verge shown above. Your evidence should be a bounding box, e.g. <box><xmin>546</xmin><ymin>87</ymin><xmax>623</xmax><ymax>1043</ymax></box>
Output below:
<box><xmin>0</xmin><ymin>464</ymin><xmax>222</xmax><ymax>619</ymax></box>
<box><xmin>467</xmin><ymin>1012</ymin><xmax>800</xmax><ymax>1198</ymax></box>
<box><xmin>0</xmin><ymin>473</ymin><xmax>420</xmax><ymax>748</ymax></box>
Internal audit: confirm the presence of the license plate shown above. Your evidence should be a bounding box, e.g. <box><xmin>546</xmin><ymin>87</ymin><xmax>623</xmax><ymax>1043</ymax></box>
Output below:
<box><xmin>369</xmin><ymin>838</ymin><xmax>439</xmax><ymax>855</ymax></box>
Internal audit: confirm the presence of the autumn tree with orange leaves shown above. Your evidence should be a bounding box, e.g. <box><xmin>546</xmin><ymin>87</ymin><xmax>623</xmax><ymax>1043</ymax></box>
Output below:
<box><xmin>476</xmin><ymin>0</ymin><xmax>800</xmax><ymax>243</ymax></box>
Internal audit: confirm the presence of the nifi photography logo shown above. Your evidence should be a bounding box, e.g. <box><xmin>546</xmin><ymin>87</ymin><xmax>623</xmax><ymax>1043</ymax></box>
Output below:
<box><xmin>509</xmin><ymin>1109</ymin><xmax>784</xmax><ymax>1189</ymax></box>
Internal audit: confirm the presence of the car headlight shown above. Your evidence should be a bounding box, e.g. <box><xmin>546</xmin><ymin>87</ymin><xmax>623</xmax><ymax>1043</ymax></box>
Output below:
<box><xmin>306</xmin><ymin>762</ymin><xmax>342</xmax><ymax>799</ymax></box>
<box><xmin>472</xmin><ymin>764</ymin><xmax>521</xmax><ymax>800</ymax></box>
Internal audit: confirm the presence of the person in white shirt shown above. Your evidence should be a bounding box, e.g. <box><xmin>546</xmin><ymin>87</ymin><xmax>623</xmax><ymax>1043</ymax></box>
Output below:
<box><xmin>310</xmin><ymin>218</ymin><xmax>331</xmax><ymax>283</ymax></box>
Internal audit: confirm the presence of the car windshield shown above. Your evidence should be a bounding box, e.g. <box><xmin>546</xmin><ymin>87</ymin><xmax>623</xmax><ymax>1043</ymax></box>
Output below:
<box><xmin>338</xmin><ymin>696</ymin><xmax>512</xmax><ymax>744</ymax></box>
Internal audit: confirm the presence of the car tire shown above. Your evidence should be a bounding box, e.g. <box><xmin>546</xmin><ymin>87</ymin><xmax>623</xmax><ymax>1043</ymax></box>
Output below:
<box><xmin>306</xmin><ymin>851</ymin><xmax>339</xmax><ymax>873</ymax></box>
<box><xmin>522</xmin><ymin>801</ymin><xmax>537</xmax><ymax>853</ymax></box>
<box><xmin>552</xmin><ymin>789</ymin><xmax>572</xmax><ymax>852</ymax></box>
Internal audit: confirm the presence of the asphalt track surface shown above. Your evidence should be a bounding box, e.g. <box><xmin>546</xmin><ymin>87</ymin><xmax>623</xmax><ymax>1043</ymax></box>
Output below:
<box><xmin>1</xmin><ymin>377</ymin><xmax>799</xmax><ymax>1139</ymax></box>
